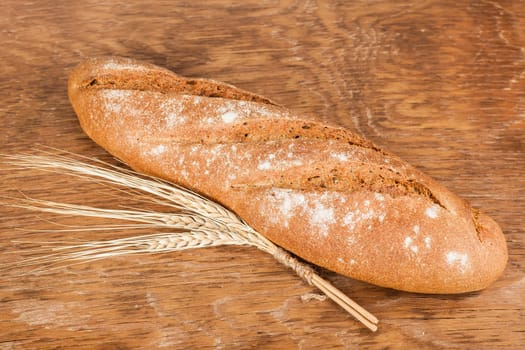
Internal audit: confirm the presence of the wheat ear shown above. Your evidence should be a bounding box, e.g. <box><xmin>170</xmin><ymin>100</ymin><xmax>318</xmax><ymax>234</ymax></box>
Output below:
<box><xmin>3</xmin><ymin>153</ymin><xmax>378</xmax><ymax>331</ymax></box>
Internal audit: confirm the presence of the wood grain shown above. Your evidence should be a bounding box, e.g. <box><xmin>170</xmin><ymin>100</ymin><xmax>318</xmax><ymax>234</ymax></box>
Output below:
<box><xmin>0</xmin><ymin>0</ymin><xmax>523</xmax><ymax>348</ymax></box>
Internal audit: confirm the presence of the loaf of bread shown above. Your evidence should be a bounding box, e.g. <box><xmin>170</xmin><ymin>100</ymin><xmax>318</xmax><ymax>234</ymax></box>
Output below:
<box><xmin>68</xmin><ymin>57</ymin><xmax>507</xmax><ymax>294</ymax></box>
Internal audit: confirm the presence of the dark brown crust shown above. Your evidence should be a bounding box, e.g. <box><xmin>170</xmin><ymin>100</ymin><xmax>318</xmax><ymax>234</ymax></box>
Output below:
<box><xmin>74</xmin><ymin>56</ymin><xmax>277</xmax><ymax>105</ymax></box>
<box><xmin>68</xmin><ymin>57</ymin><xmax>508</xmax><ymax>294</ymax></box>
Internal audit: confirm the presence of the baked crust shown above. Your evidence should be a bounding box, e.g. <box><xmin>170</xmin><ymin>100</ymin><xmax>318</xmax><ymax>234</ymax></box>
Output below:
<box><xmin>68</xmin><ymin>57</ymin><xmax>508</xmax><ymax>293</ymax></box>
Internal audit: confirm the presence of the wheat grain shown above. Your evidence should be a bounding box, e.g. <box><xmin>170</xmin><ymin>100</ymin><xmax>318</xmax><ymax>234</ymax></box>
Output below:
<box><xmin>2</xmin><ymin>153</ymin><xmax>378</xmax><ymax>331</ymax></box>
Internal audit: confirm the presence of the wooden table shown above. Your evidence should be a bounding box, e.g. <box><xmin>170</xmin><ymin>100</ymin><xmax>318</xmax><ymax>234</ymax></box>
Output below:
<box><xmin>1</xmin><ymin>1</ymin><xmax>523</xmax><ymax>348</ymax></box>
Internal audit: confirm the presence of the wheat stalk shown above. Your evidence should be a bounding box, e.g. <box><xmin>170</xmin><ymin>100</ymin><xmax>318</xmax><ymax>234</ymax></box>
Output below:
<box><xmin>2</xmin><ymin>153</ymin><xmax>378</xmax><ymax>331</ymax></box>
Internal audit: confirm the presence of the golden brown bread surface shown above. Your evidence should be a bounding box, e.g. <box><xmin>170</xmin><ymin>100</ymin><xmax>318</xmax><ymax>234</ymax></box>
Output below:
<box><xmin>68</xmin><ymin>56</ymin><xmax>508</xmax><ymax>294</ymax></box>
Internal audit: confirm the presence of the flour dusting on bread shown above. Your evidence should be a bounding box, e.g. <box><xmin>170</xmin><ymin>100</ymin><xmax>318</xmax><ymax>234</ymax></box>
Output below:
<box><xmin>68</xmin><ymin>57</ymin><xmax>508</xmax><ymax>294</ymax></box>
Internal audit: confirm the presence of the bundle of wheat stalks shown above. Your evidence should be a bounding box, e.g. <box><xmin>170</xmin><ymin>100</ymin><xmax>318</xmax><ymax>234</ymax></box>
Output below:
<box><xmin>2</xmin><ymin>152</ymin><xmax>378</xmax><ymax>331</ymax></box>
